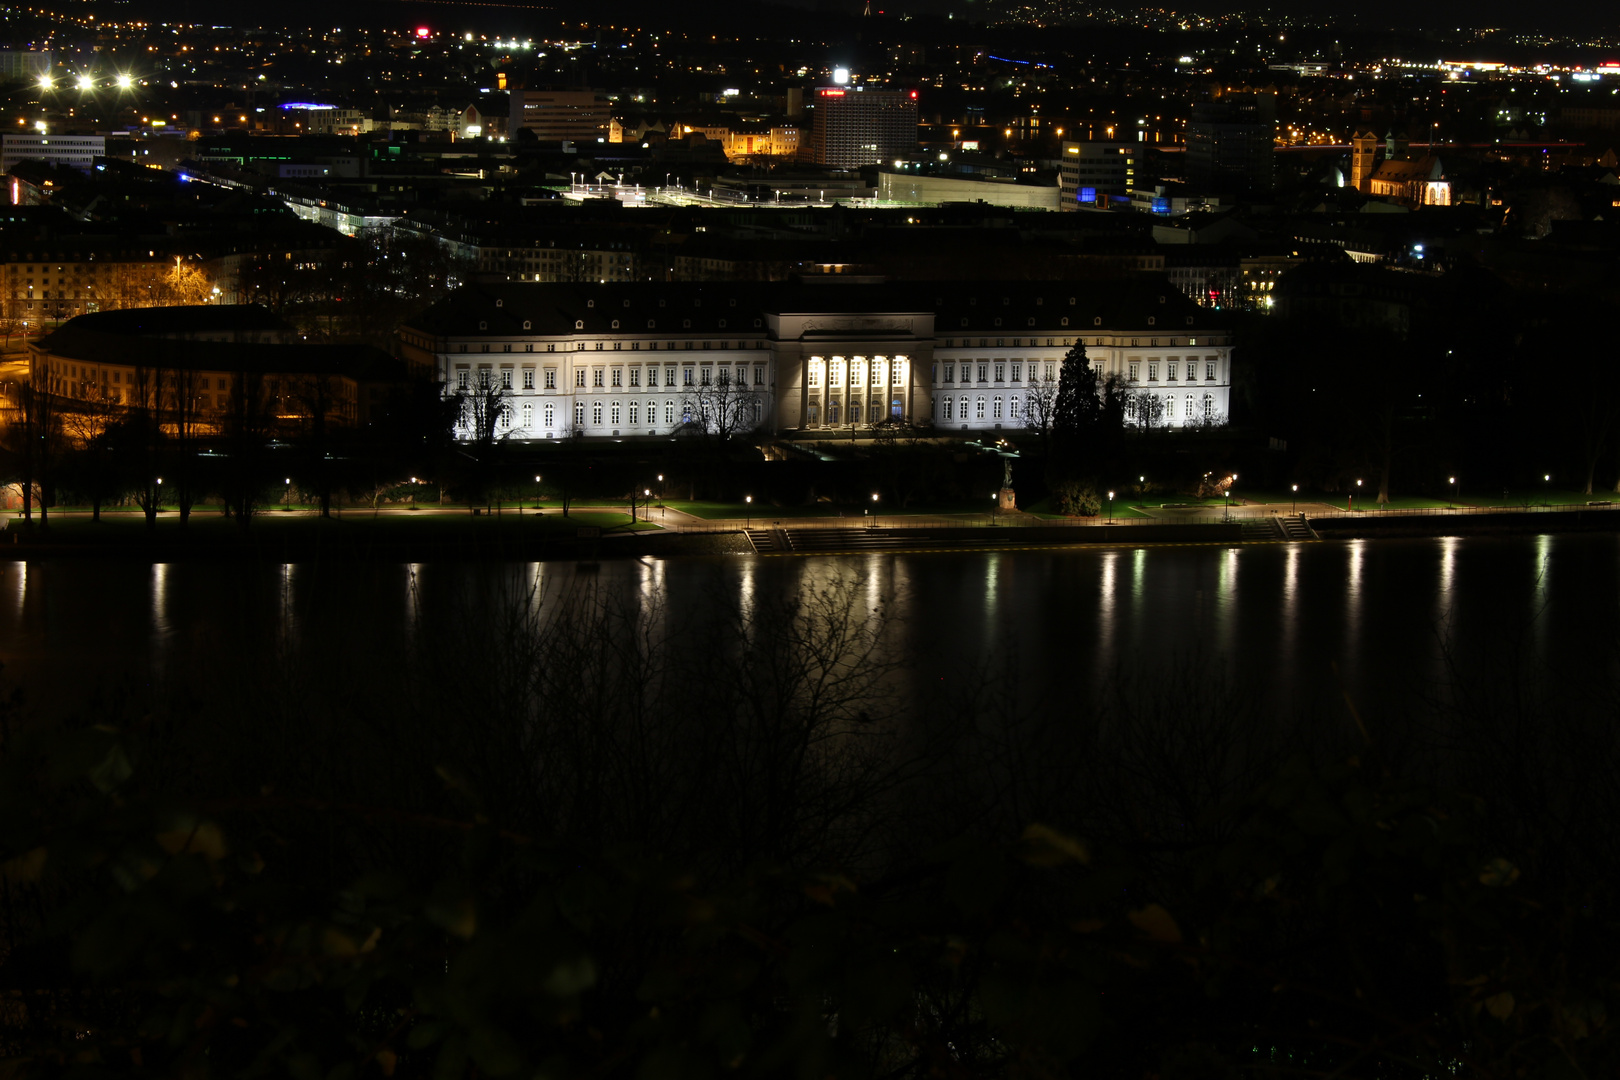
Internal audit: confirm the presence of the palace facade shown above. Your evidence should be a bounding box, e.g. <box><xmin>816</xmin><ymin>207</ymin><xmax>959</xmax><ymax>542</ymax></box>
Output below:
<box><xmin>397</xmin><ymin>279</ymin><xmax>1232</xmax><ymax>440</ymax></box>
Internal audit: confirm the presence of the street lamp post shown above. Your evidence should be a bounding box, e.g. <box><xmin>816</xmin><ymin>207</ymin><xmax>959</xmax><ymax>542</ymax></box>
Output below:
<box><xmin>1448</xmin><ymin>476</ymin><xmax>1456</xmax><ymax>508</ymax></box>
<box><xmin>284</xmin><ymin>477</ymin><xmax>292</xmax><ymax>512</ymax></box>
<box><xmin>871</xmin><ymin>492</ymin><xmax>879</xmax><ymax>530</ymax></box>
<box><xmin>1107</xmin><ymin>490</ymin><xmax>1114</xmax><ymax>522</ymax></box>
<box><xmin>745</xmin><ymin>494</ymin><xmax>752</xmax><ymax>530</ymax></box>
<box><xmin>155</xmin><ymin>476</ymin><xmax>162</xmax><ymax>512</ymax></box>
<box><xmin>409</xmin><ymin>477</ymin><xmax>418</xmax><ymax>511</ymax></box>
<box><xmin>534</xmin><ymin>475</ymin><xmax>542</xmax><ymax>513</ymax></box>
<box><xmin>1291</xmin><ymin>483</ymin><xmax>1298</xmax><ymax>514</ymax></box>
<box><xmin>1542</xmin><ymin>473</ymin><xmax>1551</xmax><ymax>506</ymax></box>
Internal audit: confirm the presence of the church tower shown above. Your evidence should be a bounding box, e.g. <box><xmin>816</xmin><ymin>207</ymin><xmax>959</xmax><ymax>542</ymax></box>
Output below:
<box><xmin>1351</xmin><ymin>130</ymin><xmax>1378</xmax><ymax>193</ymax></box>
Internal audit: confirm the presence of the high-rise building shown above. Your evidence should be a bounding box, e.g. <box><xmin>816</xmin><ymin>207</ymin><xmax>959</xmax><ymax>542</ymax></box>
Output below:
<box><xmin>508</xmin><ymin>90</ymin><xmax>612</xmax><ymax>144</ymax></box>
<box><xmin>1</xmin><ymin>134</ymin><xmax>105</xmax><ymax>175</ymax></box>
<box><xmin>1058</xmin><ymin>141</ymin><xmax>1138</xmax><ymax>208</ymax></box>
<box><xmin>0</xmin><ymin>51</ymin><xmax>51</xmax><ymax>82</ymax></box>
<box><xmin>807</xmin><ymin>87</ymin><xmax>917</xmax><ymax>168</ymax></box>
<box><xmin>1185</xmin><ymin>97</ymin><xmax>1274</xmax><ymax>194</ymax></box>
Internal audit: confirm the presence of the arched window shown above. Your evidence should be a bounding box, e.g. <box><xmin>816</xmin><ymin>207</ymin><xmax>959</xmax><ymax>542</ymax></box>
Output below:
<box><xmin>573</xmin><ymin>401</ymin><xmax>585</xmax><ymax>426</ymax></box>
<box><xmin>544</xmin><ymin>402</ymin><xmax>555</xmax><ymax>428</ymax></box>
<box><xmin>1202</xmin><ymin>394</ymin><xmax>1214</xmax><ymax>419</ymax></box>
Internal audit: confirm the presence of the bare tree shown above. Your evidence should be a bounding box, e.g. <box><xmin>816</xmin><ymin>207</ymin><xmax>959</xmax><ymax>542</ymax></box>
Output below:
<box><xmin>292</xmin><ymin>372</ymin><xmax>343</xmax><ymax>517</ymax></box>
<box><xmin>1021</xmin><ymin>370</ymin><xmax>1060</xmax><ymax>449</ymax></box>
<box><xmin>680</xmin><ymin>367</ymin><xmax>762</xmax><ymax>445</ymax></box>
<box><xmin>1126</xmin><ymin>390</ymin><xmax>1166</xmax><ymax>434</ymax></box>
<box><xmin>221</xmin><ymin>367</ymin><xmax>273</xmax><ymax>530</ymax></box>
<box><xmin>123</xmin><ymin>358</ymin><xmax>168</xmax><ymax>530</ymax></box>
<box><xmin>450</xmin><ymin>372</ymin><xmax>513</xmax><ymax>506</ymax></box>
<box><xmin>60</xmin><ymin>383</ymin><xmax>123</xmax><ymax>522</ymax></box>
<box><xmin>167</xmin><ymin>365</ymin><xmax>209</xmax><ymax>526</ymax></box>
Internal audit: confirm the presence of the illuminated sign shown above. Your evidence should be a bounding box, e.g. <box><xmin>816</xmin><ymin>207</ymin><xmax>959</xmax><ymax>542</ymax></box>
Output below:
<box><xmin>960</xmin><ymin>140</ymin><xmax>979</xmax><ymax>150</ymax></box>
<box><xmin>415</xmin><ymin>26</ymin><xmax>430</xmax><ymax>38</ymax></box>
<box><xmin>1079</xmin><ymin>186</ymin><xmax>1096</xmax><ymax>203</ymax></box>
<box><xmin>819</xmin><ymin>88</ymin><xmax>845</xmax><ymax>97</ymax></box>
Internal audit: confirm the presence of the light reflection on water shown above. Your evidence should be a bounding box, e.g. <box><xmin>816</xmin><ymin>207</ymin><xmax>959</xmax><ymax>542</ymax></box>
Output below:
<box><xmin>0</xmin><ymin>535</ymin><xmax>1616</xmax><ymax>719</ymax></box>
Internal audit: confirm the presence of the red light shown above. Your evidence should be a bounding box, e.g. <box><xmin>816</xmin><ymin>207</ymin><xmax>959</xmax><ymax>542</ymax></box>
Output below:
<box><xmin>820</xmin><ymin>88</ymin><xmax>845</xmax><ymax>96</ymax></box>
<box><xmin>415</xmin><ymin>26</ymin><xmax>430</xmax><ymax>38</ymax></box>
<box><xmin>910</xmin><ymin>90</ymin><xmax>918</xmax><ymax>99</ymax></box>
<box><xmin>1208</xmin><ymin>289</ymin><xmax>1219</xmax><ymax>298</ymax></box>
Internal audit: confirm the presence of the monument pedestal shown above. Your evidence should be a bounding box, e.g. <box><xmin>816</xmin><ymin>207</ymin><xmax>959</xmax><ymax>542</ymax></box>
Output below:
<box><xmin>998</xmin><ymin>488</ymin><xmax>1017</xmax><ymax>512</ymax></box>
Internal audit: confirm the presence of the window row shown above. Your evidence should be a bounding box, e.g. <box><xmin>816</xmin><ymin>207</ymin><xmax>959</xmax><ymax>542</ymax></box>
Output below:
<box><xmin>454</xmin><ymin>365</ymin><xmax>767</xmax><ymax>391</ymax></box>
<box><xmin>805</xmin><ymin>356</ymin><xmax>908</xmax><ymax>389</ymax></box>
<box><xmin>1127</xmin><ymin>359</ymin><xmax>1219</xmax><ymax>383</ymax></box>
<box><xmin>474</xmin><ymin>399</ymin><xmax>767</xmax><ymax>431</ymax></box>
<box><xmin>804</xmin><ymin>398</ymin><xmax>907</xmax><ymax>425</ymax></box>
<box><xmin>935</xmin><ymin>361</ymin><xmax>1057</xmax><ymax>386</ymax></box>
<box><xmin>455</xmin><ymin>340</ymin><xmax>767</xmax><ymax>354</ymax></box>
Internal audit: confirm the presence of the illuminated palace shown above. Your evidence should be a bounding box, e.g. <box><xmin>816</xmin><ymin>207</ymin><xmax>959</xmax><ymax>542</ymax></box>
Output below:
<box><xmin>398</xmin><ymin>280</ymin><xmax>1232</xmax><ymax>439</ymax></box>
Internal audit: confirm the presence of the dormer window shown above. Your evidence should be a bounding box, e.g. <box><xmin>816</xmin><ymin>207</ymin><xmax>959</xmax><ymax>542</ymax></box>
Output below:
<box><xmin>1060</xmin><ymin>317</ymin><xmax>1069</xmax><ymax>327</ymax></box>
<box><xmin>478</xmin><ymin>321</ymin><xmax>487</xmax><ymax>330</ymax></box>
<box><xmin>1093</xmin><ymin>317</ymin><xmax>1102</xmax><ymax>326</ymax></box>
<box><xmin>575</xmin><ymin>319</ymin><xmax>585</xmax><ymax>330</ymax></box>
<box><xmin>522</xmin><ymin>320</ymin><xmax>531</xmax><ymax>330</ymax></box>
<box><xmin>611</xmin><ymin>320</ymin><xmax>620</xmax><ymax>329</ymax></box>
<box><xmin>495</xmin><ymin>299</ymin><xmax>504</xmax><ymax>308</ymax></box>
<box><xmin>587</xmin><ymin>299</ymin><xmax>595</xmax><ymax>308</ymax></box>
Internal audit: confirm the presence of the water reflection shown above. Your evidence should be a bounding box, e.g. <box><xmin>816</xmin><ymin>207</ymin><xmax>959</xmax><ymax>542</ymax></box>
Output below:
<box><xmin>0</xmin><ymin>535</ymin><xmax>1616</xmax><ymax>723</ymax></box>
<box><xmin>1098</xmin><ymin>549</ymin><xmax>1119</xmax><ymax>669</ymax></box>
<box><xmin>1280</xmin><ymin>543</ymin><xmax>1300</xmax><ymax>674</ymax></box>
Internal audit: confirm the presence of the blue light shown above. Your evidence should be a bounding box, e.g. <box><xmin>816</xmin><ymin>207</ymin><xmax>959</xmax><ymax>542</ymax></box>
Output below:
<box><xmin>1079</xmin><ymin>186</ymin><xmax>1096</xmax><ymax>203</ymax></box>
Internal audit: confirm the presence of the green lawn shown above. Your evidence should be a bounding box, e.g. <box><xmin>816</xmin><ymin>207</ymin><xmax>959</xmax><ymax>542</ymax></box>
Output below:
<box><xmin>6</xmin><ymin>507</ymin><xmax>662</xmax><ymax>547</ymax></box>
<box><xmin>662</xmin><ymin>499</ymin><xmax>1036</xmax><ymax>520</ymax></box>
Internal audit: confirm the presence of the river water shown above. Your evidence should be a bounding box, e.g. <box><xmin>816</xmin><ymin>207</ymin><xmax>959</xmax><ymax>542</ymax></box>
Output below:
<box><xmin>0</xmin><ymin>534</ymin><xmax>1612</xmax><ymax>722</ymax></box>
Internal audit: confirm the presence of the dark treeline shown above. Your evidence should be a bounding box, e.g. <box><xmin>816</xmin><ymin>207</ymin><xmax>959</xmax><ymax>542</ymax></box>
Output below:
<box><xmin>1235</xmin><ymin>265</ymin><xmax>1620</xmax><ymax>501</ymax></box>
<box><xmin>1</xmin><ymin>572</ymin><xmax>1617</xmax><ymax>1078</ymax></box>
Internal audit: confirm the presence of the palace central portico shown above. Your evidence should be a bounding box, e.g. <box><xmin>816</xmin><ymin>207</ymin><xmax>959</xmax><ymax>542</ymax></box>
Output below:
<box><xmin>399</xmin><ymin>278</ymin><xmax>1231</xmax><ymax>439</ymax></box>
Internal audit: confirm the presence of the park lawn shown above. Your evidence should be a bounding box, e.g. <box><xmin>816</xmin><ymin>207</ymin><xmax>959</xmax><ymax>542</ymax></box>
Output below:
<box><xmin>1457</xmin><ymin>489</ymin><xmax>1615</xmax><ymax>508</ymax></box>
<box><xmin>663</xmin><ymin>501</ymin><xmax>844</xmax><ymax>520</ymax></box>
<box><xmin>7</xmin><ymin>508</ymin><xmax>662</xmax><ymax>547</ymax></box>
<box><xmin>1019</xmin><ymin>498</ymin><xmax>1151</xmax><ymax>521</ymax></box>
<box><xmin>663</xmin><ymin>499</ymin><xmax>1023</xmax><ymax>520</ymax></box>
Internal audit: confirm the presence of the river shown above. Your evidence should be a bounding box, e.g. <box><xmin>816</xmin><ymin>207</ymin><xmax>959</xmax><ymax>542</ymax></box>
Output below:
<box><xmin>0</xmin><ymin>534</ymin><xmax>1612</xmax><ymax>723</ymax></box>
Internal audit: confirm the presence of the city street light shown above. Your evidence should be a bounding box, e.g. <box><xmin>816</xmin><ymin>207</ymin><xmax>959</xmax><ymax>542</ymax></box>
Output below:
<box><xmin>1448</xmin><ymin>476</ymin><xmax>1456</xmax><ymax>508</ymax></box>
<box><xmin>284</xmin><ymin>477</ymin><xmax>292</xmax><ymax>511</ymax></box>
<box><xmin>745</xmin><ymin>494</ymin><xmax>752</xmax><ymax>529</ymax></box>
<box><xmin>409</xmin><ymin>477</ymin><xmax>418</xmax><ymax>511</ymax></box>
<box><xmin>534</xmin><ymin>474</ymin><xmax>542</xmax><ymax>513</ymax></box>
<box><xmin>155</xmin><ymin>476</ymin><xmax>162</xmax><ymax>510</ymax></box>
<box><xmin>1107</xmin><ymin>490</ymin><xmax>1114</xmax><ymax>522</ymax></box>
<box><xmin>871</xmin><ymin>492</ymin><xmax>879</xmax><ymax>530</ymax></box>
<box><xmin>1291</xmin><ymin>483</ymin><xmax>1298</xmax><ymax>514</ymax></box>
